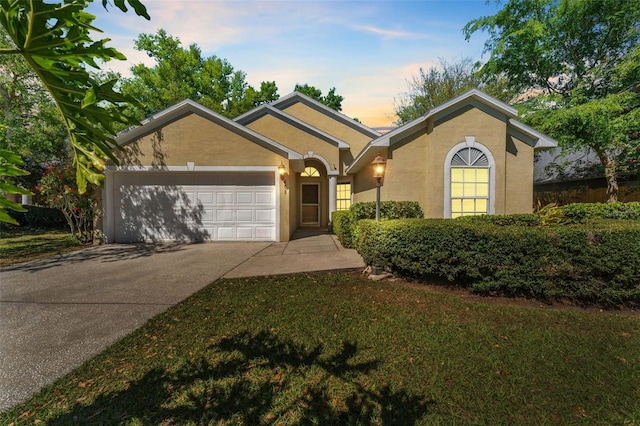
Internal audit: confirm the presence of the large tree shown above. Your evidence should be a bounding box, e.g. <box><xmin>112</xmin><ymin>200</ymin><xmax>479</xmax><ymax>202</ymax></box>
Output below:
<box><xmin>393</xmin><ymin>57</ymin><xmax>516</xmax><ymax>125</ymax></box>
<box><xmin>120</xmin><ymin>29</ymin><xmax>279</xmax><ymax>119</ymax></box>
<box><xmin>293</xmin><ymin>84</ymin><xmax>344</xmax><ymax>112</ymax></box>
<box><xmin>0</xmin><ymin>0</ymin><xmax>149</xmax><ymax>223</ymax></box>
<box><xmin>394</xmin><ymin>58</ymin><xmax>483</xmax><ymax>125</ymax></box>
<box><xmin>464</xmin><ymin>0</ymin><xmax>640</xmax><ymax>202</ymax></box>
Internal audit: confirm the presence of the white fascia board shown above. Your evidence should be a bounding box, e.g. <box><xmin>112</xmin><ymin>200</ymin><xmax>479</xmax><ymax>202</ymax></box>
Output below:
<box><xmin>509</xmin><ymin>119</ymin><xmax>558</xmax><ymax>149</ymax></box>
<box><xmin>236</xmin><ymin>105</ymin><xmax>350</xmax><ymax>149</ymax></box>
<box><xmin>271</xmin><ymin>92</ymin><xmax>382</xmax><ymax>138</ymax></box>
<box><xmin>427</xmin><ymin>89</ymin><xmax>518</xmax><ymax>119</ymax></box>
<box><xmin>346</xmin><ymin>115</ymin><xmax>428</xmax><ymax>174</ymax></box>
<box><xmin>115</xmin><ymin>99</ymin><xmax>303</xmax><ymax>160</ymax></box>
<box><xmin>346</xmin><ymin>137</ymin><xmax>390</xmax><ymax>174</ymax></box>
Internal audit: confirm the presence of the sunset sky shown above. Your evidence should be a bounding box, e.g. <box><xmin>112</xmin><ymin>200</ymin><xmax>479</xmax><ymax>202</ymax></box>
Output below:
<box><xmin>88</xmin><ymin>0</ymin><xmax>501</xmax><ymax>128</ymax></box>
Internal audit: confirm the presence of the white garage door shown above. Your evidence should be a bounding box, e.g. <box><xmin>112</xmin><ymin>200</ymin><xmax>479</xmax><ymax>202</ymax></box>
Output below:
<box><xmin>113</xmin><ymin>172</ymin><xmax>276</xmax><ymax>242</ymax></box>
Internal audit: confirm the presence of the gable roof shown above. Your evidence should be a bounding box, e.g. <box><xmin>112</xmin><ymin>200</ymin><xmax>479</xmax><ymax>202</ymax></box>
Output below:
<box><xmin>271</xmin><ymin>91</ymin><xmax>382</xmax><ymax>139</ymax></box>
<box><xmin>116</xmin><ymin>99</ymin><xmax>303</xmax><ymax>160</ymax></box>
<box><xmin>234</xmin><ymin>104</ymin><xmax>350</xmax><ymax>149</ymax></box>
<box><xmin>347</xmin><ymin>89</ymin><xmax>558</xmax><ymax>173</ymax></box>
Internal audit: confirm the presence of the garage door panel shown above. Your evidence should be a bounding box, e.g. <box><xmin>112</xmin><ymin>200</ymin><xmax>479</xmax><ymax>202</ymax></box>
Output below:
<box><xmin>114</xmin><ymin>174</ymin><xmax>276</xmax><ymax>242</ymax></box>
<box><xmin>256</xmin><ymin>209</ymin><xmax>274</xmax><ymax>222</ymax></box>
<box><xmin>236</xmin><ymin>210</ymin><xmax>253</xmax><ymax>222</ymax></box>
<box><xmin>237</xmin><ymin>192</ymin><xmax>253</xmax><ymax>204</ymax></box>
<box><xmin>256</xmin><ymin>192</ymin><xmax>274</xmax><ymax>204</ymax></box>
<box><xmin>197</xmin><ymin>192</ymin><xmax>215</xmax><ymax>204</ymax></box>
<box><xmin>217</xmin><ymin>210</ymin><xmax>234</xmax><ymax>222</ymax></box>
<box><xmin>256</xmin><ymin>227</ymin><xmax>274</xmax><ymax>240</ymax></box>
<box><xmin>236</xmin><ymin>227</ymin><xmax>253</xmax><ymax>239</ymax></box>
<box><xmin>216</xmin><ymin>227</ymin><xmax>234</xmax><ymax>240</ymax></box>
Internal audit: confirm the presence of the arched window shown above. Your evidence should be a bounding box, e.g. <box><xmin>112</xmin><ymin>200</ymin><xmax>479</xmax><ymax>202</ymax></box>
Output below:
<box><xmin>444</xmin><ymin>140</ymin><xmax>495</xmax><ymax>218</ymax></box>
<box><xmin>301</xmin><ymin>166</ymin><xmax>320</xmax><ymax>177</ymax></box>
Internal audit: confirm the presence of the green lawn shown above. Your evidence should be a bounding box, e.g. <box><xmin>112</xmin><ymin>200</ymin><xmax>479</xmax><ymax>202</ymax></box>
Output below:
<box><xmin>0</xmin><ymin>227</ymin><xmax>86</xmax><ymax>267</ymax></box>
<box><xmin>2</xmin><ymin>272</ymin><xmax>638</xmax><ymax>425</ymax></box>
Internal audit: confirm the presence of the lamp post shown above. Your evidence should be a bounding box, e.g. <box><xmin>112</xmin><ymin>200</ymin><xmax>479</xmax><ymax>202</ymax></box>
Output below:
<box><xmin>371</xmin><ymin>153</ymin><xmax>386</xmax><ymax>221</ymax></box>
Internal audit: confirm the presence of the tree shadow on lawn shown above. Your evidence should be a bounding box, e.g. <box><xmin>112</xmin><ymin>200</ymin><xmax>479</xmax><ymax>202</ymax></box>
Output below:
<box><xmin>46</xmin><ymin>330</ymin><xmax>434</xmax><ymax>425</ymax></box>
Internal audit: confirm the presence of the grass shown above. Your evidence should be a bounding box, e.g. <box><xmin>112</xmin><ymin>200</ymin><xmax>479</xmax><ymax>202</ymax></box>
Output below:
<box><xmin>2</xmin><ymin>272</ymin><xmax>639</xmax><ymax>425</ymax></box>
<box><xmin>0</xmin><ymin>226</ymin><xmax>87</xmax><ymax>267</ymax></box>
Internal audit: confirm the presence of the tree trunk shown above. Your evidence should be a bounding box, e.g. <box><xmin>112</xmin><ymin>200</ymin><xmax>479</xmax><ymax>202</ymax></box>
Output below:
<box><xmin>595</xmin><ymin>150</ymin><xmax>618</xmax><ymax>203</ymax></box>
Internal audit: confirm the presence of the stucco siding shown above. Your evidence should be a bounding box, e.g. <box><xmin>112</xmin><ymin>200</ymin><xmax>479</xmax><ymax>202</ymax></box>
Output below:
<box><xmin>505</xmin><ymin>136</ymin><xmax>535</xmax><ymax>213</ymax></box>
<box><xmin>245</xmin><ymin>114</ymin><xmax>339</xmax><ymax>167</ymax></box>
<box><xmin>353</xmin><ymin>106</ymin><xmax>534</xmax><ymax>219</ymax></box>
<box><xmin>117</xmin><ymin>113</ymin><xmax>286</xmax><ymax>167</ymax></box>
<box><xmin>381</xmin><ymin>133</ymin><xmax>429</xmax><ymax>208</ymax></box>
<box><xmin>282</xmin><ymin>103</ymin><xmax>372</xmax><ymax>156</ymax></box>
<box><xmin>426</xmin><ymin>107</ymin><xmax>508</xmax><ymax>217</ymax></box>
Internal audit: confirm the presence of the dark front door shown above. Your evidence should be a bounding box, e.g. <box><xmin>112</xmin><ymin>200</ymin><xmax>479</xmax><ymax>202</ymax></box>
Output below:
<box><xmin>301</xmin><ymin>183</ymin><xmax>320</xmax><ymax>226</ymax></box>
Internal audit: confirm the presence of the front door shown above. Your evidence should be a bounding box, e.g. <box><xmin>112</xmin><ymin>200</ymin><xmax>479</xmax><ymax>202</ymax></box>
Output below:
<box><xmin>301</xmin><ymin>183</ymin><xmax>320</xmax><ymax>226</ymax></box>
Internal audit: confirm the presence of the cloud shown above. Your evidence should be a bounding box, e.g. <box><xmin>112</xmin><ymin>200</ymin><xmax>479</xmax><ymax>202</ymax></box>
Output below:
<box><xmin>86</xmin><ymin>1</ymin><xmax>491</xmax><ymax>127</ymax></box>
<box><xmin>353</xmin><ymin>25</ymin><xmax>428</xmax><ymax>40</ymax></box>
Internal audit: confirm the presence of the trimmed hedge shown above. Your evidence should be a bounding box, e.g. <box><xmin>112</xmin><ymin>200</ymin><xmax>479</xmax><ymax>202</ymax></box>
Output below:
<box><xmin>559</xmin><ymin>202</ymin><xmax>640</xmax><ymax>222</ymax></box>
<box><xmin>456</xmin><ymin>213</ymin><xmax>542</xmax><ymax>226</ymax></box>
<box><xmin>5</xmin><ymin>205</ymin><xmax>67</xmax><ymax>229</ymax></box>
<box><xmin>355</xmin><ymin>218</ymin><xmax>640</xmax><ymax>308</ymax></box>
<box><xmin>331</xmin><ymin>201</ymin><xmax>423</xmax><ymax>248</ymax></box>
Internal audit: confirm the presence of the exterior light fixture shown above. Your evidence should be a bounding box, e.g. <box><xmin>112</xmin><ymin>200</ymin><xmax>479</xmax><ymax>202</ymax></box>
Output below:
<box><xmin>278</xmin><ymin>162</ymin><xmax>288</xmax><ymax>190</ymax></box>
<box><xmin>371</xmin><ymin>153</ymin><xmax>386</xmax><ymax>221</ymax></box>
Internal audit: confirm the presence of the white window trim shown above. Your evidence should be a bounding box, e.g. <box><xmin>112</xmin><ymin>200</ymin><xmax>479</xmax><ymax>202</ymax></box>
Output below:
<box><xmin>444</xmin><ymin>137</ymin><xmax>495</xmax><ymax>218</ymax></box>
<box><xmin>336</xmin><ymin>181</ymin><xmax>352</xmax><ymax>211</ymax></box>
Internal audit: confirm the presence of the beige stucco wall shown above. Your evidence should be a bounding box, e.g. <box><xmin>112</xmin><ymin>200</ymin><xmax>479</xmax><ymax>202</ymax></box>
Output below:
<box><xmin>504</xmin><ymin>135</ymin><xmax>535</xmax><ymax>213</ymax></box>
<box><xmin>353</xmin><ymin>106</ymin><xmax>536</xmax><ymax>218</ymax></box>
<box><xmin>282</xmin><ymin>102</ymin><xmax>373</xmax><ymax>157</ymax></box>
<box><xmin>245</xmin><ymin>114</ymin><xmax>340</xmax><ymax>168</ymax></box>
<box><xmin>117</xmin><ymin>113</ymin><xmax>286</xmax><ymax>167</ymax></box>
<box><xmin>424</xmin><ymin>107</ymin><xmax>508</xmax><ymax>217</ymax></box>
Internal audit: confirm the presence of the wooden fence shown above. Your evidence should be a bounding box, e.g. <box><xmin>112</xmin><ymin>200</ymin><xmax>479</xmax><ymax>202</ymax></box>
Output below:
<box><xmin>534</xmin><ymin>177</ymin><xmax>640</xmax><ymax>206</ymax></box>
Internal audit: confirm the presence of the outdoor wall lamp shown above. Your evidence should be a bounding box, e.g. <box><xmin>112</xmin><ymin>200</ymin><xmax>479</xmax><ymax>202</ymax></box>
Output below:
<box><xmin>371</xmin><ymin>153</ymin><xmax>386</xmax><ymax>221</ymax></box>
<box><xmin>278</xmin><ymin>162</ymin><xmax>288</xmax><ymax>191</ymax></box>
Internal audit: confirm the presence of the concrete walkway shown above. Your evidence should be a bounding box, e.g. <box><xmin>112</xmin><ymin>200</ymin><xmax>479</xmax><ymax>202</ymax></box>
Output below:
<box><xmin>224</xmin><ymin>229</ymin><xmax>365</xmax><ymax>278</ymax></box>
<box><xmin>0</xmin><ymin>231</ymin><xmax>364</xmax><ymax>411</ymax></box>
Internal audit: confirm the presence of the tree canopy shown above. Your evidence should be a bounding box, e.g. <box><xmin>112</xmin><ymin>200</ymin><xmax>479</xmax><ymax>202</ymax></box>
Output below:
<box><xmin>293</xmin><ymin>84</ymin><xmax>344</xmax><ymax>112</ymax></box>
<box><xmin>393</xmin><ymin>58</ymin><xmax>483</xmax><ymax>125</ymax></box>
<box><xmin>464</xmin><ymin>0</ymin><xmax>640</xmax><ymax>100</ymax></box>
<box><xmin>120</xmin><ymin>29</ymin><xmax>279</xmax><ymax>120</ymax></box>
<box><xmin>464</xmin><ymin>0</ymin><xmax>640</xmax><ymax>202</ymax></box>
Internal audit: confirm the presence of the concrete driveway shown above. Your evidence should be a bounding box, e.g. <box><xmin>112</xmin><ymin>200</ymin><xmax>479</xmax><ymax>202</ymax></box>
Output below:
<box><xmin>0</xmin><ymin>241</ymin><xmax>269</xmax><ymax>411</ymax></box>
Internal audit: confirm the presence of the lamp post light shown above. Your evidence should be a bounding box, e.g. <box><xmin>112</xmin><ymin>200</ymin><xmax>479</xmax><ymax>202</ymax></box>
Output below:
<box><xmin>371</xmin><ymin>153</ymin><xmax>386</xmax><ymax>221</ymax></box>
<box><xmin>278</xmin><ymin>162</ymin><xmax>288</xmax><ymax>191</ymax></box>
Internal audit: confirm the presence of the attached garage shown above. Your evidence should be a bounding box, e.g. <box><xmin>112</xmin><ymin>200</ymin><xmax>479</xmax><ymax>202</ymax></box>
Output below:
<box><xmin>108</xmin><ymin>171</ymin><xmax>278</xmax><ymax>243</ymax></box>
<box><xmin>101</xmin><ymin>100</ymin><xmax>307</xmax><ymax>244</ymax></box>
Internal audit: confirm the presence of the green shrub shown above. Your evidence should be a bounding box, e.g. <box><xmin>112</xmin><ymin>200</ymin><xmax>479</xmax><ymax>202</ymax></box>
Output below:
<box><xmin>560</xmin><ymin>202</ymin><xmax>640</xmax><ymax>222</ymax></box>
<box><xmin>333</xmin><ymin>201</ymin><xmax>423</xmax><ymax>248</ymax></box>
<box><xmin>331</xmin><ymin>210</ymin><xmax>351</xmax><ymax>245</ymax></box>
<box><xmin>456</xmin><ymin>213</ymin><xmax>542</xmax><ymax>226</ymax></box>
<box><xmin>355</xmin><ymin>219</ymin><xmax>640</xmax><ymax>308</ymax></box>
<box><xmin>5</xmin><ymin>205</ymin><xmax>67</xmax><ymax>229</ymax></box>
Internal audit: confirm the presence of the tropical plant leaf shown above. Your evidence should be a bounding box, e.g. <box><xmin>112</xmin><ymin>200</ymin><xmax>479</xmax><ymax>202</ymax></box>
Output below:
<box><xmin>0</xmin><ymin>0</ymin><xmax>148</xmax><ymax>223</ymax></box>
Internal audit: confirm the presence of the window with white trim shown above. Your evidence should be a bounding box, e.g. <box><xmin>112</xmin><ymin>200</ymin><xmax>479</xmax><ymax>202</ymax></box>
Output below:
<box><xmin>336</xmin><ymin>183</ymin><xmax>351</xmax><ymax>210</ymax></box>
<box><xmin>301</xmin><ymin>166</ymin><xmax>320</xmax><ymax>177</ymax></box>
<box><xmin>449</xmin><ymin>147</ymin><xmax>490</xmax><ymax>218</ymax></box>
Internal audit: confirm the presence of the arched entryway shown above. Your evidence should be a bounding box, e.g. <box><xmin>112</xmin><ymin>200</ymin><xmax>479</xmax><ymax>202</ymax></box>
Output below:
<box><xmin>299</xmin><ymin>159</ymin><xmax>328</xmax><ymax>228</ymax></box>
